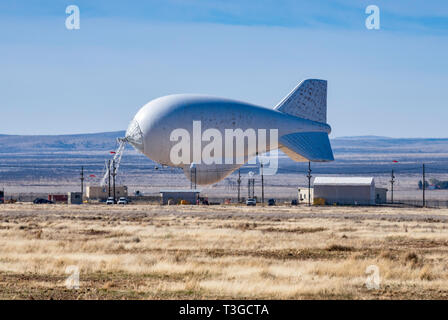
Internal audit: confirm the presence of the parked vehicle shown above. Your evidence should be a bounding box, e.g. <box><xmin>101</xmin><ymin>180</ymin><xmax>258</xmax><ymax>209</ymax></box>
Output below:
<box><xmin>117</xmin><ymin>197</ymin><xmax>128</xmax><ymax>204</ymax></box>
<box><xmin>117</xmin><ymin>197</ymin><xmax>129</xmax><ymax>204</ymax></box>
<box><xmin>33</xmin><ymin>198</ymin><xmax>54</xmax><ymax>204</ymax></box>
<box><xmin>106</xmin><ymin>197</ymin><xmax>115</xmax><ymax>205</ymax></box>
<box><xmin>246</xmin><ymin>198</ymin><xmax>256</xmax><ymax>206</ymax></box>
<box><xmin>291</xmin><ymin>199</ymin><xmax>298</xmax><ymax>206</ymax></box>
<box><xmin>268</xmin><ymin>198</ymin><xmax>276</xmax><ymax>206</ymax></box>
<box><xmin>198</xmin><ymin>197</ymin><xmax>209</xmax><ymax>205</ymax></box>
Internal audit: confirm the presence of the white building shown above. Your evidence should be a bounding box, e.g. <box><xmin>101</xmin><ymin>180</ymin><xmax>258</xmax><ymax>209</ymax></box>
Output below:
<box><xmin>313</xmin><ymin>177</ymin><xmax>375</xmax><ymax>205</ymax></box>
<box><xmin>298</xmin><ymin>188</ymin><xmax>314</xmax><ymax>204</ymax></box>
<box><xmin>299</xmin><ymin>177</ymin><xmax>381</xmax><ymax>206</ymax></box>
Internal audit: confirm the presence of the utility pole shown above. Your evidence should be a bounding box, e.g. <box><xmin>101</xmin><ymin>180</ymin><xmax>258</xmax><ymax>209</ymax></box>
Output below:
<box><xmin>112</xmin><ymin>159</ymin><xmax>116</xmax><ymax>203</ymax></box>
<box><xmin>248</xmin><ymin>172</ymin><xmax>255</xmax><ymax>199</ymax></box>
<box><xmin>237</xmin><ymin>169</ymin><xmax>241</xmax><ymax>203</ymax></box>
<box><xmin>80</xmin><ymin>166</ymin><xmax>84</xmax><ymax>200</ymax></box>
<box><xmin>307</xmin><ymin>161</ymin><xmax>312</xmax><ymax>206</ymax></box>
<box><xmin>261</xmin><ymin>162</ymin><xmax>264</xmax><ymax>205</ymax></box>
<box><xmin>422</xmin><ymin>163</ymin><xmax>426</xmax><ymax>208</ymax></box>
<box><xmin>190</xmin><ymin>163</ymin><xmax>197</xmax><ymax>190</ymax></box>
<box><xmin>194</xmin><ymin>167</ymin><xmax>197</xmax><ymax>190</ymax></box>
<box><xmin>108</xmin><ymin>160</ymin><xmax>111</xmax><ymax>198</ymax></box>
<box><xmin>390</xmin><ymin>169</ymin><xmax>395</xmax><ymax>204</ymax></box>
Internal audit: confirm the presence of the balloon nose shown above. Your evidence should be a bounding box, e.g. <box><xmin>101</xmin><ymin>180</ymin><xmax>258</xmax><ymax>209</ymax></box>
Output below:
<box><xmin>125</xmin><ymin>119</ymin><xmax>144</xmax><ymax>153</ymax></box>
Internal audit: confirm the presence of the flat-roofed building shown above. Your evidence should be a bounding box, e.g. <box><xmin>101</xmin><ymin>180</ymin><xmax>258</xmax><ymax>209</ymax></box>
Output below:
<box><xmin>68</xmin><ymin>192</ymin><xmax>83</xmax><ymax>204</ymax></box>
<box><xmin>375</xmin><ymin>187</ymin><xmax>388</xmax><ymax>204</ymax></box>
<box><xmin>298</xmin><ymin>188</ymin><xmax>314</xmax><ymax>204</ymax></box>
<box><xmin>160</xmin><ymin>190</ymin><xmax>201</xmax><ymax>205</ymax></box>
<box><xmin>86</xmin><ymin>186</ymin><xmax>128</xmax><ymax>200</ymax></box>
<box><xmin>313</xmin><ymin>177</ymin><xmax>376</xmax><ymax>205</ymax></box>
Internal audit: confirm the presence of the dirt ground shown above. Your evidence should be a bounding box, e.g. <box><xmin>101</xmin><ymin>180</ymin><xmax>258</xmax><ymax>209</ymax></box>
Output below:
<box><xmin>1</xmin><ymin>203</ymin><xmax>448</xmax><ymax>300</ymax></box>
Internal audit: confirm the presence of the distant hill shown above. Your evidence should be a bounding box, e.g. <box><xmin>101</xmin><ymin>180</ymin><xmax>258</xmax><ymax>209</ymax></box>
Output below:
<box><xmin>1</xmin><ymin>132</ymin><xmax>448</xmax><ymax>182</ymax></box>
<box><xmin>1</xmin><ymin>132</ymin><xmax>448</xmax><ymax>154</ymax></box>
<box><xmin>331</xmin><ymin>136</ymin><xmax>448</xmax><ymax>154</ymax></box>
<box><xmin>0</xmin><ymin>131</ymin><xmax>127</xmax><ymax>153</ymax></box>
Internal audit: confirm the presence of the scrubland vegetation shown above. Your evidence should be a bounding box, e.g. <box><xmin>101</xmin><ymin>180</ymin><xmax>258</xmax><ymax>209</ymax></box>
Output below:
<box><xmin>1</xmin><ymin>203</ymin><xmax>448</xmax><ymax>299</ymax></box>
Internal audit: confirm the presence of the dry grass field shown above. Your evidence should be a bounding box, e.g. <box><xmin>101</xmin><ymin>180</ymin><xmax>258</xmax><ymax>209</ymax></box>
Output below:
<box><xmin>1</xmin><ymin>203</ymin><xmax>448</xmax><ymax>299</ymax></box>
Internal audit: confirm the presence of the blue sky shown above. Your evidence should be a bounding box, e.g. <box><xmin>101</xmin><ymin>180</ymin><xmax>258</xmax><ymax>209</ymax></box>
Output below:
<box><xmin>0</xmin><ymin>0</ymin><xmax>447</xmax><ymax>137</ymax></box>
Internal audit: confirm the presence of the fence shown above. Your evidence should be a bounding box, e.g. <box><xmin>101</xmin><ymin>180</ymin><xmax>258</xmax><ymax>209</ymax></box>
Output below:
<box><xmin>391</xmin><ymin>200</ymin><xmax>448</xmax><ymax>209</ymax></box>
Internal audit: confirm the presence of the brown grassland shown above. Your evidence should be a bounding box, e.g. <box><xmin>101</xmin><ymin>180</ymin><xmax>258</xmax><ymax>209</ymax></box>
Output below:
<box><xmin>1</xmin><ymin>203</ymin><xmax>448</xmax><ymax>299</ymax></box>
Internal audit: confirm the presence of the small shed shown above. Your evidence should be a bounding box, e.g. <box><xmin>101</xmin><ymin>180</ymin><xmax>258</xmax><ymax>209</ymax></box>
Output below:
<box><xmin>68</xmin><ymin>192</ymin><xmax>83</xmax><ymax>204</ymax></box>
<box><xmin>375</xmin><ymin>187</ymin><xmax>388</xmax><ymax>204</ymax></box>
<box><xmin>313</xmin><ymin>177</ymin><xmax>376</xmax><ymax>205</ymax></box>
<box><xmin>298</xmin><ymin>188</ymin><xmax>314</xmax><ymax>204</ymax></box>
<box><xmin>160</xmin><ymin>190</ymin><xmax>201</xmax><ymax>205</ymax></box>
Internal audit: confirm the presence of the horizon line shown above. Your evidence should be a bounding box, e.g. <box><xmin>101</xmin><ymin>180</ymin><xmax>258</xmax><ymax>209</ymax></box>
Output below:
<box><xmin>1</xmin><ymin>131</ymin><xmax>448</xmax><ymax>140</ymax></box>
